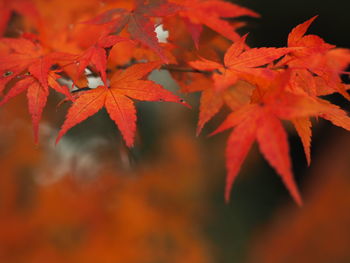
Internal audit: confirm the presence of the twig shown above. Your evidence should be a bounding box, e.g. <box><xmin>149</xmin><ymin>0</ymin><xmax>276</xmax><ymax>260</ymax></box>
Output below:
<box><xmin>115</xmin><ymin>64</ymin><xmax>215</xmax><ymax>75</ymax></box>
<box><xmin>66</xmin><ymin>62</ymin><xmax>218</xmax><ymax>94</ymax></box>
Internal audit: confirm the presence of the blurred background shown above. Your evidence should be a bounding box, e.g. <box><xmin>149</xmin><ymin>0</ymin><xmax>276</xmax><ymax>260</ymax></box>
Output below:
<box><xmin>1</xmin><ymin>0</ymin><xmax>350</xmax><ymax>262</ymax></box>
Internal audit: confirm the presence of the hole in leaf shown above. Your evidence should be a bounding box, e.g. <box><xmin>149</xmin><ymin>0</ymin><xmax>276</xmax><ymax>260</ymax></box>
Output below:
<box><xmin>3</xmin><ymin>71</ymin><xmax>13</xmax><ymax>77</ymax></box>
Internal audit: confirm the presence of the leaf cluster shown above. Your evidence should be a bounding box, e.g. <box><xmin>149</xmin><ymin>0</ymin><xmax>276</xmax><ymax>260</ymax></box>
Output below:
<box><xmin>1</xmin><ymin>0</ymin><xmax>350</xmax><ymax>204</ymax></box>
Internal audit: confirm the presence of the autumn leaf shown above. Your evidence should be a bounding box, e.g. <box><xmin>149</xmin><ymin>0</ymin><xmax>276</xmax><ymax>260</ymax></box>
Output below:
<box><xmin>287</xmin><ymin>16</ymin><xmax>333</xmax><ymax>55</ymax></box>
<box><xmin>280</xmin><ymin>16</ymin><xmax>350</xmax><ymax>99</ymax></box>
<box><xmin>215</xmin><ymin>104</ymin><xmax>305</xmax><ymax>204</ymax></box>
<box><xmin>0</xmin><ymin>37</ymin><xmax>77</xmax><ymax>93</ymax></box>
<box><xmin>75</xmin><ymin>35</ymin><xmax>130</xmax><ymax>85</ymax></box>
<box><xmin>196</xmin><ymin>80</ymin><xmax>254</xmax><ymax>135</ymax></box>
<box><xmin>171</xmin><ymin>0</ymin><xmax>259</xmax><ymax>47</ymax></box>
<box><xmin>292</xmin><ymin>117</ymin><xmax>312</xmax><ymax>166</ymax></box>
<box><xmin>189</xmin><ymin>35</ymin><xmax>292</xmax><ymax>92</ymax></box>
<box><xmin>212</xmin><ymin>72</ymin><xmax>350</xmax><ymax>205</ymax></box>
<box><xmin>0</xmin><ymin>72</ymin><xmax>72</xmax><ymax>143</ymax></box>
<box><xmin>0</xmin><ymin>37</ymin><xmax>75</xmax><ymax>143</ymax></box>
<box><xmin>189</xmin><ymin>35</ymin><xmax>291</xmax><ymax>134</ymax></box>
<box><xmin>56</xmin><ymin>62</ymin><xmax>189</xmax><ymax>147</ymax></box>
<box><xmin>0</xmin><ymin>37</ymin><xmax>46</xmax><ymax>93</ymax></box>
<box><xmin>84</xmin><ymin>0</ymin><xmax>181</xmax><ymax>63</ymax></box>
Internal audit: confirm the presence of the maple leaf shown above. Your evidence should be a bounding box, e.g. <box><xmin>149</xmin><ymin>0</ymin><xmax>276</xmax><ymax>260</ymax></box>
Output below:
<box><xmin>0</xmin><ymin>37</ymin><xmax>46</xmax><ymax>93</ymax></box>
<box><xmin>196</xmin><ymin>80</ymin><xmax>254</xmax><ymax>135</ymax></box>
<box><xmin>189</xmin><ymin>35</ymin><xmax>292</xmax><ymax>92</ymax></box>
<box><xmin>287</xmin><ymin>16</ymin><xmax>334</xmax><ymax>55</ymax></box>
<box><xmin>75</xmin><ymin>35</ymin><xmax>130</xmax><ymax>85</ymax></box>
<box><xmin>292</xmin><ymin>117</ymin><xmax>312</xmax><ymax>166</ymax></box>
<box><xmin>189</xmin><ymin>35</ymin><xmax>292</xmax><ymax>134</ymax></box>
<box><xmin>0</xmin><ymin>37</ymin><xmax>78</xmax><ymax>91</ymax></box>
<box><xmin>171</xmin><ymin>0</ymin><xmax>259</xmax><ymax>47</ymax></box>
<box><xmin>0</xmin><ymin>72</ymin><xmax>72</xmax><ymax>143</ymax></box>
<box><xmin>277</xmin><ymin>18</ymin><xmax>350</xmax><ymax>158</ymax></box>
<box><xmin>0</xmin><ymin>37</ymin><xmax>75</xmax><ymax>143</ymax></box>
<box><xmin>211</xmin><ymin>72</ymin><xmax>350</xmax><ymax>205</ymax></box>
<box><xmin>213</xmin><ymin>103</ymin><xmax>304</xmax><ymax>205</ymax></box>
<box><xmin>56</xmin><ymin>62</ymin><xmax>189</xmax><ymax>147</ymax></box>
<box><xmin>83</xmin><ymin>0</ymin><xmax>181</xmax><ymax>63</ymax></box>
<box><xmin>280</xmin><ymin>16</ymin><xmax>350</xmax><ymax>99</ymax></box>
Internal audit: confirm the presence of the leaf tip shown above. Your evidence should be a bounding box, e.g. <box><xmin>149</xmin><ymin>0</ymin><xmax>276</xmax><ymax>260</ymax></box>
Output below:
<box><xmin>180</xmin><ymin>98</ymin><xmax>191</xmax><ymax>109</ymax></box>
<box><xmin>224</xmin><ymin>183</ymin><xmax>232</xmax><ymax>204</ymax></box>
<box><xmin>55</xmin><ymin>136</ymin><xmax>61</xmax><ymax>146</ymax></box>
<box><xmin>306</xmin><ymin>155</ymin><xmax>311</xmax><ymax>167</ymax></box>
<box><xmin>286</xmin><ymin>178</ymin><xmax>303</xmax><ymax>206</ymax></box>
<box><xmin>294</xmin><ymin>193</ymin><xmax>303</xmax><ymax>207</ymax></box>
<box><xmin>195</xmin><ymin>126</ymin><xmax>202</xmax><ymax>137</ymax></box>
<box><xmin>207</xmin><ymin>130</ymin><xmax>217</xmax><ymax>138</ymax></box>
<box><xmin>125</xmin><ymin>139</ymin><xmax>135</xmax><ymax>148</ymax></box>
<box><xmin>55</xmin><ymin>129</ymin><xmax>66</xmax><ymax>146</ymax></box>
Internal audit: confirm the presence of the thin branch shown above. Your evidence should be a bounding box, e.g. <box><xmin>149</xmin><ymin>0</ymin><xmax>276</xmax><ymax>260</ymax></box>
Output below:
<box><xmin>115</xmin><ymin>64</ymin><xmax>216</xmax><ymax>75</ymax></box>
<box><xmin>71</xmin><ymin>87</ymin><xmax>92</xmax><ymax>93</ymax></box>
<box><xmin>64</xmin><ymin>62</ymin><xmax>219</xmax><ymax>94</ymax></box>
<box><xmin>160</xmin><ymin>65</ymin><xmax>212</xmax><ymax>74</ymax></box>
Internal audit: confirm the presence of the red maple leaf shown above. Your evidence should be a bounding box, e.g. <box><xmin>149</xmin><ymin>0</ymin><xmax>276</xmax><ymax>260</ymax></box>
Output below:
<box><xmin>190</xmin><ymin>35</ymin><xmax>292</xmax><ymax>92</ymax></box>
<box><xmin>196</xmin><ymin>80</ymin><xmax>254</xmax><ymax>135</ymax></box>
<box><xmin>172</xmin><ymin>0</ymin><xmax>259</xmax><ymax>47</ymax></box>
<box><xmin>277</xmin><ymin>17</ymin><xmax>350</xmax><ymax>162</ymax></box>
<box><xmin>83</xmin><ymin>0</ymin><xmax>181</xmax><ymax>63</ymax></box>
<box><xmin>0</xmin><ymin>72</ymin><xmax>72</xmax><ymax>143</ymax></box>
<box><xmin>280</xmin><ymin>16</ymin><xmax>350</xmax><ymax>99</ymax></box>
<box><xmin>75</xmin><ymin>35</ymin><xmax>130</xmax><ymax>85</ymax></box>
<box><xmin>0</xmin><ymin>37</ymin><xmax>47</xmax><ymax>94</ymax></box>
<box><xmin>0</xmin><ymin>38</ymin><xmax>76</xmax><ymax>93</ymax></box>
<box><xmin>211</xmin><ymin>72</ymin><xmax>350</xmax><ymax>205</ymax></box>
<box><xmin>56</xmin><ymin>61</ymin><xmax>189</xmax><ymax>147</ymax></box>
<box><xmin>0</xmin><ymin>38</ymin><xmax>74</xmax><ymax>143</ymax></box>
<box><xmin>189</xmin><ymin>35</ymin><xmax>292</xmax><ymax>133</ymax></box>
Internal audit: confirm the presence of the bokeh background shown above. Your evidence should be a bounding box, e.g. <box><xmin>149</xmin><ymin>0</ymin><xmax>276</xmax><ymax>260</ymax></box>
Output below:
<box><xmin>1</xmin><ymin>0</ymin><xmax>350</xmax><ymax>262</ymax></box>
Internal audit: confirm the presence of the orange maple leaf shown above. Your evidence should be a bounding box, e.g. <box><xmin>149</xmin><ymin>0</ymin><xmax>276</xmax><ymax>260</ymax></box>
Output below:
<box><xmin>189</xmin><ymin>35</ymin><xmax>292</xmax><ymax>92</ymax></box>
<box><xmin>0</xmin><ymin>38</ymin><xmax>74</xmax><ymax>143</ymax></box>
<box><xmin>171</xmin><ymin>0</ymin><xmax>259</xmax><ymax>47</ymax></box>
<box><xmin>83</xmin><ymin>0</ymin><xmax>181</xmax><ymax>63</ymax></box>
<box><xmin>196</xmin><ymin>80</ymin><xmax>254</xmax><ymax>135</ymax></box>
<box><xmin>0</xmin><ymin>72</ymin><xmax>72</xmax><ymax>143</ymax></box>
<box><xmin>0</xmin><ymin>37</ymin><xmax>76</xmax><ymax>93</ymax></box>
<box><xmin>0</xmin><ymin>37</ymin><xmax>46</xmax><ymax>93</ymax></box>
<box><xmin>188</xmin><ymin>35</ymin><xmax>292</xmax><ymax>134</ymax></box>
<box><xmin>212</xmin><ymin>72</ymin><xmax>350</xmax><ymax>205</ymax></box>
<box><xmin>56</xmin><ymin>62</ymin><xmax>189</xmax><ymax>147</ymax></box>
<box><xmin>278</xmin><ymin>17</ymin><xmax>350</xmax><ymax>162</ymax></box>
<box><xmin>280</xmin><ymin>16</ymin><xmax>350</xmax><ymax>99</ymax></box>
<box><xmin>75</xmin><ymin>35</ymin><xmax>130</xmax><ymax>85</ymax></box>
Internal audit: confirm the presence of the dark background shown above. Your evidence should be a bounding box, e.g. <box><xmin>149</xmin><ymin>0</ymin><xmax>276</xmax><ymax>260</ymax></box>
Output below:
<box><xmin>235</xmin><ymin>0</ymin><xmax>350</xmax><ymax>48</ymax></box>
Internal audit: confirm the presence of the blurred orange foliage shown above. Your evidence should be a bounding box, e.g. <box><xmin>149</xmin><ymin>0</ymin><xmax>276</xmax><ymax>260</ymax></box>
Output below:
<box><xmin>0</xmin><ymin>97</ymin><xmax>211</xmax><ymax>263</ymax></box>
